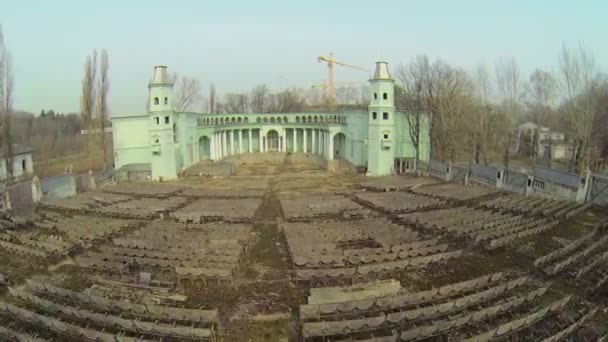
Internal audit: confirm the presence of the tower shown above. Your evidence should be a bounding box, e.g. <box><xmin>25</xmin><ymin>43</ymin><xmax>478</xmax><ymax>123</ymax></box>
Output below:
<box><xmin>148</xmin><ymin>66</ymin><xmax>178</xmax><ymax>181</ymax></box>
<box><xmin>366</xmin><ymin>61</ymin><xmax>396</xmax><ymax>176</ymax></box>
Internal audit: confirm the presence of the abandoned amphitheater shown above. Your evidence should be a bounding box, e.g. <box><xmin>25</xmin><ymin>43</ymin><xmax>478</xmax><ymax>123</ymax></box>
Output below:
<box><xmin>0</xmin><ymin>153</ymin><xmax>607</xmax><ymax>342</ymax></box>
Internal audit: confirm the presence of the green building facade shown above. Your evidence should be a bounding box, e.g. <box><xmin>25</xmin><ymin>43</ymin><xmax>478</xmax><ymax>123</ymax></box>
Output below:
<box><xmin>111</xmin><ymin>62</ymin><xmax>430</xmax><ymax>180</ymax></box>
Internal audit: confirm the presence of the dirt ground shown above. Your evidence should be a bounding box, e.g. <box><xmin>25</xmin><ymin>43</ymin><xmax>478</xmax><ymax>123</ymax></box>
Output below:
<box><xmin>1</xmin><ymin>156</ymin><xmax>607</xmax><ymax>341</ymax></box>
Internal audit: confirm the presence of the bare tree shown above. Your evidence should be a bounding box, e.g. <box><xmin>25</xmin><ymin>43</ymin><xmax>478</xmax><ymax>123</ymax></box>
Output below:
<box><xmin>171</xmin><ymin>73</ymin><xmax>202</xmax><ymax>112</ymax></box>
<box><xmin>250</xmin><ymin>84</ymin><xmax>269</xmax><ymax>113</ymax></box>
<box><xmin>97</xmin><ymin>49</ymin><xmax>110</xmax><ymax>163</ymax></box>
<box><xmin>524</xmin><ymin>69</ymin><xmax>557</xmax><ymax>125</ymax></box>
<box><xmin>433</xmin><ymin>62</ymin><xmax>473</xmax><ymax>163</ymax></box>
<box><xmin>208</xmin><ymin>82</ymin><xmax>216</xmax><ymax>114</ymax></box>
<box><xmin>558</xmin><ymin>43</ymin><xmax>597</xmax><ymax>173</ymax></box>
<box><xmin>471</xmin><ymin>64</ymin><xmax>493</xmax><ymax>165</ymax></box>
<box><xmin>0</xmin><ymin>25</ymin><xmax>14</xmax><ymax>179</ymax></box>
<box><xmin>495</xmin><ymin>56</ymin><xmax>520</xmax><ymax>169</ymax></box>
<box><xmin>262</xmin><ymin>89</ymin><xmax>305</xmax><ymax>113</ymax></box>
<box><xmin>396</xmin><ymin>57</ymin><xmax>426</xmax><ymax>170</ymax></box>
<box><xmin>80</xmin><ymin>50</ymin><xmax>97</xmax><ymax>131</ymax></box>
<box><xmin>522</xmin><ymin>69</ymin><xmax>556</xmax><ymax>164</ymax></box>
<box><xmin>224</xmin><ymin>93</ymin><xmax>249</xmax><ymax>113</ymax></box>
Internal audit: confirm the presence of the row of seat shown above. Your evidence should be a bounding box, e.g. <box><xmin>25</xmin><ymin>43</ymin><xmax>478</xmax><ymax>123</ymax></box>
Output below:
<box><xmin>474</xmin><ymin>218</ymin><xmax>549</xmax><ymax>242</ymax></box>
<box><xmin>25</xmin><ymin>279</ymin><xmax>219</xmax><ymax>323</ymax></box>
<box><xmin>296</xmin><ymin>250</ymin><xmax>463</xmax><ymax>279</ymax></box>
<box><xmin>539</xmin><ymin>308</ymin><xmax>598</xmax><ymax>342</ymax></box>
<box><xmin>299</xmin><ymin>273</ymin><xmax>518</xmax><ymax>319</ymax></box>
<box><xmin>293</xmin><ymin>244</ymin><xmax>450</xmax><ymax>268</ymax></box>
<box><xmin>544</xmin><ymin>234</ymin><xmax>608</xmax><ymax>275</ymax></box>
<box><xmin>353</xmin><ymin>192</ymin><xmax>445</xmax><ymax>213</ymax></box>
<box><xmin>0</xmin><ymin>240</ymin><xmax>47</xmax><ymax>258</ymax></box>
<box><xmin>533</xmin><ymin>225</ymin><xmax>601</xmax><ymax>267</ymax></box>
<box><xmin>8</xmin><ymin>287</ymin><xmax>214</xmax><ymax>339</ymax></box>
<box><xmin>489</xmin><ymin>221</ymin><xmax>558</xmax><ymax>248</ymax></box>
<box><xmin>180</xmin><ymin>187</ymin><xmax>264</xmax><ymax>198</ymax></box>
<box><xmin>40</xmin><ymin>191</ymin><xmax>132</xmax><ymax>211</ymax></box>
<box><xmin>0</xmin><ymin>300</ymin><xmax>157</xmax><ymax>342</ymax></box>
<box><xmin>94</xmin><ymin>197</ymin><xmax>188</xmax><ymax>219</ymax></box>
<box><xmin>102</xmin><ymin>183</ymin><xmax>185</xmax><ymax>197</ymax></box>
<box><xmin>575</xmin><ymin>251</ymin><xmax>608</xmax><ymax>279</ymax></box>
<box><xmin>411</xmin><ymin>183</ymin><xmax>496</xmax><ymax>201</ymax></box>
<box><xmin>463</xmin><ymin>296</ymin><xmax>573</xmax><ymax>341</ymax></box>
<box><xmin>101</xmin><ymin>246</ymin><xmax>239</xmax><ymax>264</ymax></box>
<box><xmin>304</xmin><ymin>283</ymin><xmax>543</xmax><ymax>339</ymax></box>
<box><xmin>112</xmin><ymin>237</ymin><xmax>243</xmax><ymax>255</ymax></box>
<box><xmin>281</xmin><ymin>195</ymin><xmax>366</xmax><ymax>219</ymax></box>
<box><xmin>0</xmin><ymin>324</ymin><xmax>48</xmax><ymax>342</ymax></box>
<box><xmin>171</xmin><ymin>198</ymin><xmax>261</xmax><ymax>221</ymax></box>
<box><xmin>398</xmin><ymin>288</ymin><xmax>552</xmax><ymax>341</ymax></box>
<box><xmin>175</xmin><ymin>266</ymin><xmax>232</xmax><ymax>279</ymax></box>
<box><xmin>83</xmin><ymin>252</ymin><xmax>237</xmax><ymax>271</ymax></box>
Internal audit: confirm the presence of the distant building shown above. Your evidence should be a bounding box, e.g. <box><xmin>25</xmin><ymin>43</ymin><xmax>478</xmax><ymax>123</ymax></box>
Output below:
<box><xmin>0</xmin><ymin>144</ymin><xmax>34</xmax><ymax>182</ymax></box>
<box><xmin>111</xmin><ymin>62</ymin><xmax>431</xmax><ymax>181</ymax></box>
<box><xmin>516</xmin><ymin>122</ymin><xmax>573</xmax><ymax>160</ymax></box>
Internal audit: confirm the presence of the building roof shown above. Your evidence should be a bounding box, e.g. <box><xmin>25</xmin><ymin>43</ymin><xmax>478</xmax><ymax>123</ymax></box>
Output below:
<box><xmin>0</xmin><ymin>144</ymin><xmax>32</xmax><ymax>158</ymax></box>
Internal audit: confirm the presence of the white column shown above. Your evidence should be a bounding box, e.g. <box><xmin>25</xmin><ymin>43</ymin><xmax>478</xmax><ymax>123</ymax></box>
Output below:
<box><xmin>318</xmin><ymin>130</ymin><xmax>322</xmax><ymax>156</ymax></box>
<box><xmin>216</xmin><ymin>133</ymin><xmax>221</xmax><ymax>159</ymax></box>
<box><xmin>238</xmin><ymin>130</ymin><xmax>243</xmax><ymax>154</ymax></box>
<box><xmin>248</xmin><ymin>129</ymin><xmax>253</xmax><ymax>153</ymax></box>
<box><xmin>319</xmin><ymin>131</ymin><xmax>324</xmax><ymax>157</ymax></box>
<box><xmin>303</xmin><ymin>129</ymin><xmax>308</xmax><ymax>153</ymax></box>
<box><xmin>312</xmin><ymin>129</ymin><xmax>316</xmax><ymax>154</ymax></box>
<box><xmin>213</xmin><ymin>132</ymin><xmax>220</xmax><ymax>160</ymax></box>
<box><xmin>210</xmin><ymin>134</ymin><xmax>214</xmax><ymax>160</ymax></box>
<box><xmin>328</xmin><ymin>131</ymin><xmax>334</xmax><ymax>160</ymax></box>
<box><xmin>222</xmin><ymin>131</ymin><xmax>227</xmax><ymax>157</ymax></box>
<box><xmin>229</xmin><ymin>130</ymin><xmax>234</xmax><ymax>155</ymax></box>
<box><xmin>293</xmin><ymin>129</ymin><xmax>297</xmax><ymax>152</ymax></box>
<box><xmin>259</xmin><ymin>129</ymin><xmax>263</xmax><ymax>152</ymax></box>
<box><xmin>281</xmin><ymin>129</ymin><xmax>287</xmax><ymax>152</ymax></box>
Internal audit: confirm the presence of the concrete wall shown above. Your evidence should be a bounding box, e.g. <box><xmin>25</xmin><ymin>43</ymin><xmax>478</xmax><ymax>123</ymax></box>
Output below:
<box><xmin>395</xmin><ymin>112</ymin><xmax>430</xmax><ymax>162</ymax></box>
<box><xmin>112</xmin><ymin>115</ymin><xmax>151</xmax><ymax>168</ymax></box>
<box><xmin>40</xmin><ymin>174</ymin><xmax>76</xmax><ymax>199</ymax></box>
<box><xmin>0</xmin><ymin>153</ymin><xmax>34</xmax><ymax>181</ymax></box>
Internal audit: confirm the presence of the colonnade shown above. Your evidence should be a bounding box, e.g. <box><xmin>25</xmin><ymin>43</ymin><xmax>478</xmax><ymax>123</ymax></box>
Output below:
<box><xmin>207</xmin><ymin>127</ymin><xmax>336</xmax><ymax>161</ymax></box>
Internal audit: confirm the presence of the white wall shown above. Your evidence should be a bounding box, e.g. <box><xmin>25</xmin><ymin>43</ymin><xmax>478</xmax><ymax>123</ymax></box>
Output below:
<box><xmin>0</xmin><ymin>153</ymin><xmax>34</xmax><ymax>181</ymax></box>
<box><xmin>112</xmin><ymin>115</ymin><xmax>151</xmax><ymax>168</ymax></box>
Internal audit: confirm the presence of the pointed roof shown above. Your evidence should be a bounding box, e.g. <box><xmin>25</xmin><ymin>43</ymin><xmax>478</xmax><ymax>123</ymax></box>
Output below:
<box><xmin>372</xmin><ymin>61</ymin><xmax>392</xmax><ymax>80</ymax></box>
<box><xmin>149</xmin><ymin>65</ymin><xmax>173</xmax><ymax>86</ymax></box>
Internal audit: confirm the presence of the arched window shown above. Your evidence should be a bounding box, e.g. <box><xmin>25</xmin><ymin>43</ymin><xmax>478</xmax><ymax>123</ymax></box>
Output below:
<box><xmin>220</xmin><ymin>118</ymin><xmax>225</xmax><ymax>124</ymax></box>
<box><xmin>267</xmin><ymin>130</ymin><xmax>279</xmax><ymax>151</ymax></box>
<box><xmin>154</xmin><ymin>97</ymin><xmax>159</xmax><ymax>105</ymax></box>
<box><xmin>308</xmin><ymin>116</ymin><xmax>312</xmax><ymax>122</ymax></box>
<box><xmin>383</xmin><ymin>93</ymin><xmax>388</xmax><ymax>100</ymax></box>
<box><xmin>296</xmin><ymin>116</ymin><xmax>300</xmax><ymax>123</ymax></box>
<box><xmin>283</xmin><ymin>116</ymin><xmax>288</xmax><ymax>123</ymax></box>
<box><xmin>215</xmin><ymin>118</ymin><xmax>219</xmax><ymax>124</ymax></box>
<box><xmin>21</xmin><ymin>159</ymin><xmax>26</xmax><ymax>171</ymax></box>
<box><xmin>237</xmin><ymin>117</ymin><xmax>242</xmax><ymax>123</ymax></box>
<box><xmin>244</xmin><ymin>117</ymin><xmax>249</xmax><ymax>123</ymax></box>
<box><xmin>374</xmin><ymin>93</ymin><xmax>377</xmax><ymax>100</ymax></box>
<box><xmin>231</xmin><ymin>117</ymin><xmax>236</xmax><ymax>123</ymax></box>
<box><xmin>164</xmin><ymin>97</ymin><xmax>168</xmax><ymax>105</ymax></box>
<box><xmin>270</xmin><ymin>117</ymin><xmax>275</xmax><ymax>123</ymax></box>
<box><xmin>256</xmin><ymin>117</ymin><xmax>262</xmax><ymax>123</ymax></box>
<box><xmin>277</xmin><ymin>117</ymin><xmax>282</xmax><ymax>123</ymax></box>
<box><xmin>263</xmin><ymin>117</ymin><xmax>268</xmax><ymax>123</ymax></box>
<box><xmin>314</xmin><ymin>115</ymin><xmax>318</xmax><ymax>123</ymax></box>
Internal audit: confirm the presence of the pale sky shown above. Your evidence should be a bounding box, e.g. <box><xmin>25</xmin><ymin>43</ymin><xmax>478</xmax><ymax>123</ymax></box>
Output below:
<box><xmin>2</xmin><ymin>0</ymin><xmax>606</xmax><ymax>115</ymax></box>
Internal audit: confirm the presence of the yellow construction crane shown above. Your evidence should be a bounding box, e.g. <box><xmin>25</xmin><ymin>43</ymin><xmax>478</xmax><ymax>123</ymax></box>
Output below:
<box><xmin>317</xmin><ymin>53</ymin><xmax>370</xmax><ymax>106</ymax></box>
